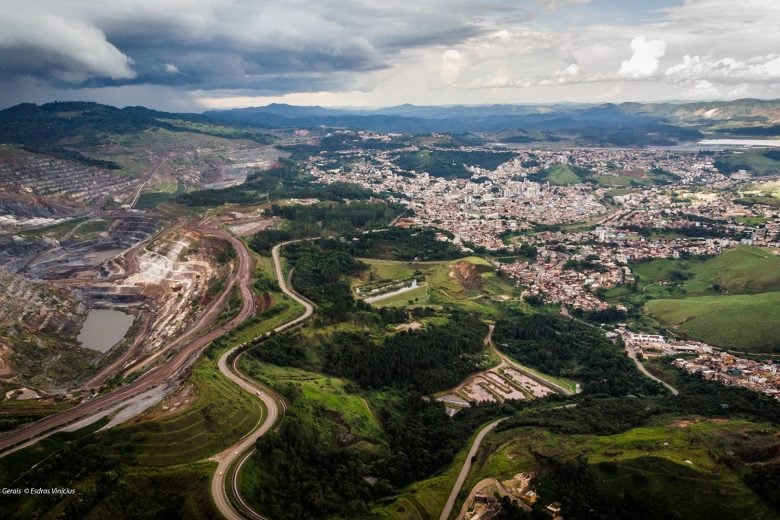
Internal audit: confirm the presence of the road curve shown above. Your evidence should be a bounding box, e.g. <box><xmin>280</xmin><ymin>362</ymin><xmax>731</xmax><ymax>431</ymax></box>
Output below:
<box><xmin>211</xmin><ymin>240</ymin><xmax>315</xmax><ymax>520</ymax></box>
<box><xmin>625</xmin><ymin>345</ymin><xmax>679</xmax><ymax>396</ymax></box>
<box><xmin>439</xmin><ymin>418</ymin><xmax>507</xmax><ymax>520</ymax></box>
<box><xmin>0</xmin><ymin>227</ymin><xmax>255</xmax><ymax>455</ymax></box>
<box><xmin>270</xmin><ymin>241</ymin><xmax>315</xmax><ymax>330</ymax></box>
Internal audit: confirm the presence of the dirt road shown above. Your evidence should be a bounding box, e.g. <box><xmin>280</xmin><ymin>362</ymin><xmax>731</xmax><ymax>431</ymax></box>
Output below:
<box><xmin>486</xmin><ymin>324</ymin><xmax>575</xmax><ymax>397</ymax></box>
<box><xmin>0</xmin><ymin>225</ymin><xmax>255</xmax><ymax>455</ymax></box>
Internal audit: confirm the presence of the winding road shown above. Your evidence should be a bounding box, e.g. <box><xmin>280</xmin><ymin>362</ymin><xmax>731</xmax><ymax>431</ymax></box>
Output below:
<box><xmin>210</xmin><ymin>241</ymin><xmax>315</xmax><ymax>520</ymax></box>
<box><xmin>439</xmin><ymin>418</ymin><xmax>507</xmax><ymax>520</ymax></box>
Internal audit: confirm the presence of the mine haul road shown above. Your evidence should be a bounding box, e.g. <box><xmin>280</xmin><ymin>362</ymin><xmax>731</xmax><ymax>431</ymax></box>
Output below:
<box><xmin>0</xmin><ymin>225</ymin><xmax>255</xmax><ymax>455</ymax></box>
<box><xmin>211</xmin><ymin>240</ymin><xmax>315</xmax><ymax>520</ymax></box>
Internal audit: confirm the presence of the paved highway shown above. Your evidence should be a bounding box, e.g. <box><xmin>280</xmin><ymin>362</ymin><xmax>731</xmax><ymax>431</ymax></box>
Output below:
<box><xmin>211</xmin><ymin>241</ymin><xmax>315</xmax><ymax>520</ymax></box>
<box><xmin>439</xmin><ymin>418</ymin><xmax>507</xmax><ymax>520</ymax></box>
<box><xmin>625</xmin><ymin>344</ymin><xmax>679</xmax><ymax>395</ymax></box>
<box><xmin>0</xmin><ymin>226</ymin><xmax>256</xmax><ymax>455</ymax></box>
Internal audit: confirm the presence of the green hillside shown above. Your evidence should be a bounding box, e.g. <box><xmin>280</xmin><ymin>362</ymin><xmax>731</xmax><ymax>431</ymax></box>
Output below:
<box><xmin>633</xmin><ymin>246</ymin><xmax>780</xmax><ymax>296</ymax></box>
<box><xmin>465</xmin><ymin>418</ymin><xmax>779</xmax><ymax>520</ymax></box>
<box><xmin>645</xmin><ymin>291</ymin><xmax>780</xmax><ymax>353</ymax></box>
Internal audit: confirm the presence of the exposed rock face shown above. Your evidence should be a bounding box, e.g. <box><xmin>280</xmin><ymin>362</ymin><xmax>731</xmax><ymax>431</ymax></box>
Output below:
<box><xmin>0</xmin><ymin>268</ymin><xmax>90</xmax><ymax>388</ymax></box>
<box><xmin>0</xmin><ymin>235</ymin><xmax>53</xmax><ymax>274</ymax></box>
<box><xmin>450</xmin><ymin>260</ymin><xmax>484</xmax><ymax>292</ymax></box>
<box><xmin>0</xmin><ymin>149</ymin><xmax>132</xmax><ymax>205</ymax></box>
<box><xmin>0</xmin><ymin>342</ymin><xmax>14</xmax><ymax>380</ymax></box>
<box><xmin>0</xmin><ymin>192</ymin><xmax>80</xmax><ymax>219</ymax></box>
<box><xmin>0</xmin><ymin>268</ymin><xmax>87</xmax><ymax>337</ymax></box>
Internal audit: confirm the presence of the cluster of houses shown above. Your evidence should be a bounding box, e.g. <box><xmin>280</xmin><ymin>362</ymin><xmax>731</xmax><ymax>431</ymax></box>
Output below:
<box><xmin>673</xmin><ymin>353</ymin><xmax>779</xmax><ymax>400</ymax></box>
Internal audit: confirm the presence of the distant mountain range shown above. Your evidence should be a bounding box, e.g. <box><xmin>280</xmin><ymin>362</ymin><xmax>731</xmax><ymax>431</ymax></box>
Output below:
<box><xmin>205</xmin><ymin>98</ymin><xmax>780</xmax><ymax>135</ymax></box>
<box><xmin>0</xmin><ymin>99</ymin><xmax>778</xmax><ymax>151</ymax></box>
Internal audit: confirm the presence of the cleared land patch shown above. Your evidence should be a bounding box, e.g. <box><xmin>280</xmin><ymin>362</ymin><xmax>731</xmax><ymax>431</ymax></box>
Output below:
<box><xmin>353</xmin><ymin>256</ymin><xmax>521</xmax><ymax>316</ymax></box>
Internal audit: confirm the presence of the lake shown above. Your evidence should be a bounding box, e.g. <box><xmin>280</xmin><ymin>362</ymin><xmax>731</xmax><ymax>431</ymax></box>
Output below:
<box><xmin>77</xmin><ymin>309</ymin><xmax>135</xmax><ymax>352</ymax></box>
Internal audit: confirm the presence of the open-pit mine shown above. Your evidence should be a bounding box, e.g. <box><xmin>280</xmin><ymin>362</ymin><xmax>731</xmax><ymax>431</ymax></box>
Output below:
<box><xmin>0</xmin><ymin>119</ymin><xmax>286</xmax><ymax>436</ymax></box>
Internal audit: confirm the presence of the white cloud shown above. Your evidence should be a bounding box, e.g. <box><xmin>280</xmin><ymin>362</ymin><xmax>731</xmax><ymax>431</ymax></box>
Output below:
<box><xmin>666</xmin><ymin>53</ymin><xmax>780</xmax><ymax>83</ymax></box>
<box><xmin>163</xmin><ymin>63</ymin><xmax>181</xmax><ymax>75</ymax></box>
<box><xmin>617</xmin><ymin>36</ymin><xmax>667</xmax><ymax>79</ymax></box>
<box><xmin>534</xmin><ymin>0</ymin><xmax>591</xmax><ymax>10</ymax></box>
<box><xmin>441</xmin><ymin>50</ymin><xmax>465</xmax><ymax>84</ymax></box>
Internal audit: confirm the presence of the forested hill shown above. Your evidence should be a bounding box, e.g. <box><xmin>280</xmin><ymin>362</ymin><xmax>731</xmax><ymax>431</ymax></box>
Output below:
<box><xmin>0</xmin><ymin>102</ymin><xmax>271</xmax><ymax>147</ymax></box>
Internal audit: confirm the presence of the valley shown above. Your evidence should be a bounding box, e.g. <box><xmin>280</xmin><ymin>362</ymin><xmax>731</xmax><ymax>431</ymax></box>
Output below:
<box><xmin>0</xmin><ymin>100</ymin><xmax>777</xmax><ymax>520</ymax></box>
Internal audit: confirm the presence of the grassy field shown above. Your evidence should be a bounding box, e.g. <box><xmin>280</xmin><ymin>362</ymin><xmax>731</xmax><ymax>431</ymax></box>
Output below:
<box><xmin>463</xmin><ymin>418</ymin><xmax>778</xmax><ymax>520</ymax></box>
<box><xmin>239</xmin><ymin>359</ymin><xmax>384</xmax><ymax>442</ymax></box>
<box><xmin>226</xmin><ymin>292</ymin><xmax>304</xmax><ymax>345</ymax></box>
<box><xmin>716</xmin><ymin>149</ymin><xmax>780</xmax><ymax>177</ymax></box>
<box><xmin>540</xmin><ymin>164</ymin><xmax>582</xmax><ymax>185</ymax></box>
<box><xmin>631</xmin><ymin>246</ymin><xmax>780</xmax><ymax>296</ymax></box>
<box><xmin>136</xmin><ymin>182</ymin><xmax>187</xmax><ymax>209</ymax></box>
<box><xmin>742</xmin><ymin>179</ymin><xmax>780</xmax><ymax>200</ymax></box>
<box><xmin>18</xmin><ymin>216</ymin><xmax>88</xmax><ymax>239</ymax></box>
<box><xmin>645</xmin><ymin>291</ymin><xmax>780</xmax><ymax>352</ymax></box>
<box><xmin>603</xmin><ymin>246</ymin><xmax>780</xmax><ymax>351</ymax></box>
<box><xmin>734</xmin><ymin>215</ymin><xmax>770</xmax><ymax>226</ymax></box>
<box><xmin>594</xmin><ymin>174</ymin><xmax>633</xmax><ymax>186</ymax></box>
<box><xmin>104</xmin><ymin>359</ymin><xmax>265</xmax><ymax>467</ymax></box>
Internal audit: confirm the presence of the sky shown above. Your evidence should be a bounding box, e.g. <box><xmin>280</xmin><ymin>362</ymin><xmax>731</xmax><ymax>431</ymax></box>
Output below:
<box><xmin>0</xmin><ymin>0</ymin><xmax>779</xmax><ymax>112</ymax></box>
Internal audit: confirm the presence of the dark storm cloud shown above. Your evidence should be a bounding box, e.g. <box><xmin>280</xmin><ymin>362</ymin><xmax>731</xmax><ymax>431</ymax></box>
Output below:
<box><xmin>0</xmin><ymin>0</ymin><xmax>500</xmax><ymax>95</ymax></box>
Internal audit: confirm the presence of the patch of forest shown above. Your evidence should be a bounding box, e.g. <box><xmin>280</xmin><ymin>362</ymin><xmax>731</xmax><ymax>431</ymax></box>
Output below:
<box><xmin>318</xmin><ymin>227</ymin><xmax>464</xmax><ymax>261</ymax></box>
<box><xmin>176</xmin><ymin>160</ymin><xmax>377</xmax><ymax>206</ymax></box>
<box><xmin>392</xmin><ymin>149</ymin><xmax>515</xmax><ymax>179</ymax></box>
<box><xmin>493</xmin><ymin>313</ymin><xmax>664</xmax><ymax>397</ymax></box>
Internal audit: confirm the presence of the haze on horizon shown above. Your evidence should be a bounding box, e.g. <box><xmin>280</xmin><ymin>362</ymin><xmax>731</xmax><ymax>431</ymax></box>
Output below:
<box><xmin>0</xmin><ymin>0</ymin><xmax>779</xmax><ymax>112</ymax></box>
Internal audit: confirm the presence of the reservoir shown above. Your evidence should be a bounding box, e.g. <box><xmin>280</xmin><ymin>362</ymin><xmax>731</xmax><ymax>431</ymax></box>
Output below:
<box><xmin>77</xmin><ymin>309</ymin><xmax>135</xmax><ymax>352</ymax></box>
<box><xmin>698</xmin><ymin>138</ymin><xmax>780</xmax><ymax>147</ymax></box>
<box><xmin>365</xmin><ymin>279</ymin><xmax>420</xmax><ymax>304</ymax></box>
